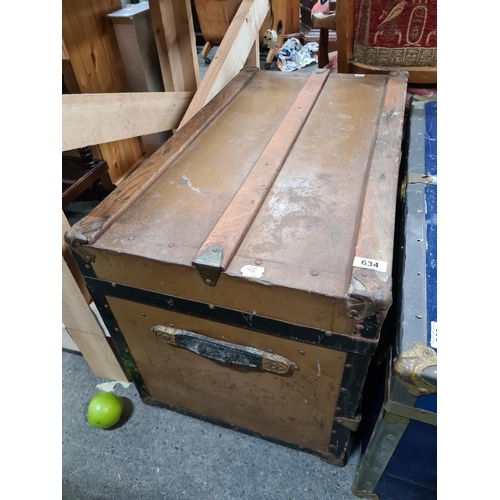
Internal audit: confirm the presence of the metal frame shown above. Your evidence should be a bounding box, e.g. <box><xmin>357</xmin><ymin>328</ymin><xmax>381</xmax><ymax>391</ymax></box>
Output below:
<box><xmin>352</xmin><ymin>96</ymin><xmax>437</xmax><ymax>498</ymax></box>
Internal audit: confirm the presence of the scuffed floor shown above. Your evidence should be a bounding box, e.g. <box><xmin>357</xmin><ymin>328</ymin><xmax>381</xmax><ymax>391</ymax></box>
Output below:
<box><xmin>63</xmin><ymin>46</ymin><xmax>359</xmax><ymax>500</ymax></box>
<box><xmin>62</xmin><ymin>350</ymin><xmax>360</xmax><ymax>500</ymax></box>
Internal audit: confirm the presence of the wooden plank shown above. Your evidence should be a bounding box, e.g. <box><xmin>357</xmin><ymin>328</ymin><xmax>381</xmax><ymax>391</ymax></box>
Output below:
<box><xmin>63</xmin><ymin>212</ymin><xmax>92</xmax><ymax>304</ymax></box>
<box><xmin>149</xmin><ymin>0</ymin><xmax>200</xmax><ymax>92</ymax></box>
<box><xmin>62</xmin><ymin>255</ymin><xmax>129</xmax><ymax>382</ymax></box>
<box><xmin>353</xmin><ymin>72</ymin><xmax>408</xmax><ymax>274</ymax></box>
<box><xmin>62</xmin><ymin>92</ymin><xmax>194</xmax><ymax>151</ymax></box>
<box><xmin>178</xmin><ymin>0</ymin><xmax>269</xmax><ymax>128</ymax></box>
<box><xmin>244</xmin><ymin>37</ymin><xmax>260</xmax><ymax>68</ymax></box>
<box><xmin>62</xmin><ymin>325</ymin><xmax>80</xmax><ymax>351</ymax></box>
<box><xmin>193</xmin><ymin>69</ymin><xmax>330</xmax><ymax>272</ymax></box>
<box><xmin>62</xmin><ymin>39</ymin><xmax>69</xmax><ymax>61</ymax></box>
<box><xmin>350</xmin><ymin>61</ymin><xmax>437</xmax><ymax>84</ymax></box>
<box><xmin>68</xmin><ymin>68</ymin><xmax>259</xmax><ymax>246</ymax></box>
<box><xmin>335</xmin><ymin>0</ymin><xmax>354</xmax><ymax>73</ymax></box>
<box><xmin>62</xmin><ymin>254</ymin><xmax>127</xmax><ymax>380</ymax></box>
<box><xmin>286</xmin><ymin>0</ymin><xmax>301</xmax><ymax>37</ymax></box>
<box><xmin>62</xmin><ymin>0</ymin><xmax>144</xmax><ymax>184</ymax></box>
<box><xmin>312</xmin><ymin>12</ymin><xmax>337</xmax><ymax>31</ymax></box>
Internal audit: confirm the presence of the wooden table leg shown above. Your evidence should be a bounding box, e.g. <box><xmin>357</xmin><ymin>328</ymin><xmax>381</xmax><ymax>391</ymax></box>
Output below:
<box><xmin>201</xmin><ymin>41</ymin><xmax>214</xmax><ymax>64</ymax></box>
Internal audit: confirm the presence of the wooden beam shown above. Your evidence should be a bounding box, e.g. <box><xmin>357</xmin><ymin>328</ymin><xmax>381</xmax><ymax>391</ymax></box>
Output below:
<box><xmin>178</xmin><ymin>0</ymin><xmax>269</xmax><ymax>128</ymax></box>
<box><xmin>62</xmin><ymin>91</ymin><xmax>194</xmax><ymax>151</ymax></box>
<box><xmin>312</xmin><ymin>12</ymin><xmax>336</xmax><ymax>31</ymax></box>
<box><xmin>62</xmin><ymin>256</ymin><xmax>129</xmax><ymax>382</ymax></box>
<box><xmin>63</xmin><ymin>212</ymin><xmax>91</xmax><ymax>304</ymax></box>
<box><xmin>62</xmin><ymin>0</ymin><xmax>144</xmax><ymax>184</ymax></box>
<box><xmin>149</xmin><ymin>0</ymin><xmax>200</xmax><ymax>92</ymax></box>
<box><xmin>62</xmin><ymin>38</ymin><xmax>69</xmax><ymax>61</ymax></box>
<box><xmin>244</xmin><ymin>37</ymin><xmax>260</xmax><ymax>68</ymax></box>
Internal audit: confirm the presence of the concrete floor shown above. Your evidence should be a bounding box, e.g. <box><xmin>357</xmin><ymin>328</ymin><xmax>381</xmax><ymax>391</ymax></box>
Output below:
<box><xmin>62</xmin><ymin>350</ymin><xmax>360</xmax><ymax>500</ymax></box>
<box><xmin>62</xmin><ymin>46</ymin><xmax>361</xmax><ymax>500</ymax></box>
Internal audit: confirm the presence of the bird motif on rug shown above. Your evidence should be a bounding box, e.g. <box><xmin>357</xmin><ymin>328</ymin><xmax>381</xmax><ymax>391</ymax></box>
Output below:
<box><xmin>377</xmin><ymin>0</ymin><xmax>407</xmax><ymax>28</ymax></box>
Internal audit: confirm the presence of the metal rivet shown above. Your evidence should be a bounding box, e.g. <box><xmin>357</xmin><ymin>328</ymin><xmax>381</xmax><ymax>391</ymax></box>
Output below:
<box><xmin>340</xmin><ymin>388</ymin><xmax>347</xmax><ymax>393</ymax></box>
<box><xmin>85</xmin><ymin>255</ymin><xmax>92</xmax><ymax>262</ymax></box>
<box><xmin>267</xmin><ymin>348</ymin><xmax>275</xmax><ymax>354</ymax></box>
<box><xmin>111</xmin><ymin>282</ymin><xmax>117</xmax><ymax>287</ymax></box>
<box><xmin>350</xmin><ymin>310</ymin><xmax>358</xmax><ymax>317</ymax></box>
<box><xmin>85</xmin><ymin>264</ymin><xmax>91</xmax><ymax>269</ymax></box>
<box><xmin>331</xmin><ymin>430</ymin><xmax>337</xmax><ymax>435</ymax></box>
<box><xmin>104</xmin><ymin>304</ymin><xmax>109</xmax><ymax>309</ymax></box>
<box><xmin>380</xmin><ymin>453</ymin><xmax>386</xmax><ymax>458</ymax></box>
<box><xmin>336</xmin><ymin>407</ymin><xmax>341</xmax><ymax>412</ymax></box>
<box><xmin>125</xmin><ymin>349</ymin><xmax>129</xmax><ymax>353</ymax></box>
<box><xmin>416</xmin><ymin>315</ymin><xmax>422</xmax><ymax>319</ymax></box>
<box><xmin>205</xmin><ymin>279</ymin><xmax>212</xmax><ymax>285</ymax></box>
<box><xmin>150</xmin><ymin>327</ymin><xmax>155</xmax><ymax>332</ymax></box>
<box><xmin>168</xmin><ymin>243</ymin><xmax>174</xmax><ymax>248</ymax></box>
<box><xmin>299</xmin><ymin>350</ymin><xmax>305</xmax><ymax>355</ymax></box>
<box><xmin>140</xmin><ymin>312</ymin><xmax>146</xmax><ymax>317</ymax></box>
<box><xmin>311</xmin><ymin>271</ymin><xmax>319</xmax><ymax>276</ymax></box>
<box><xmin>128</xmin><ymin>236</ymin><xmax>135</xmax><ymax>241</ymax></box>
<box><xmin>336</xmin><ymin>418</ymin><xmax>343</xmax><ymax>424</ymax></box>
<box><xmin>325</xmin><ymin>331</ymin><xmax>332</xmax><ymax>336</ymax></box>
<box><xmin>255</xmin><ymin>260</ymin><xmax>262</xmax><ymax>265</ymax></box>
<box><xmin>346</xmin><ymin>364</ymin><xmax>352</xmax><ymax>369</ymax></box>
<box><xmin>134</xmin><ymin>368</ymin><xmax>139</xmax><ymax>372</ymax></box>
<box><xmin>387</xmin><ymin>434</ymin><xmax>395</xmax><ymax>440</ymax></box>
<box><xmin>114</xmin><ymin>328</ymin><xmax>119</xmax><ymax>332</ymax></box>
<box><xmin>208</xmin><ymin>304</ymin><xmax>215</xmax><ymax>310</ymax></box>
<box><xmin>418</xmin><ymin>388</ymin><xmax>430</xmax><ymax>396</ymax></box>
<box><xmin>361</xmin><ymin>271</ymin><xmax>367</xmax><ymax>277</ymax></box>
<box><xmin>211</xmin><ymin>247</ymin><xmax>218</xmax><ymax>252</ymax></box>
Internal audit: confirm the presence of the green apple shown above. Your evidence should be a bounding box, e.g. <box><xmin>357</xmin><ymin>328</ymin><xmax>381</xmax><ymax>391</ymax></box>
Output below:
<box><xmin>87</xmin><ymin>392</ymin><xmax>123</xmax><ymax>429</ymax></box>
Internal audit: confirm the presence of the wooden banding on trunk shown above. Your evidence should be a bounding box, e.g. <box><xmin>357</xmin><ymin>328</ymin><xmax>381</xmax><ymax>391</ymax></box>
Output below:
<box><xmin>193</xmin><ymin>69</ymin><xmax>331</xmax><ymax>284</ymax></box>
<box><xmin>66</xmin><ymin>68</ymin><xmax>259</xmax><ymax>249</ymax></box>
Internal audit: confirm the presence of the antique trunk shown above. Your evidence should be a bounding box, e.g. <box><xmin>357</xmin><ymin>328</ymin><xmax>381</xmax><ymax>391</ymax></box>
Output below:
<box><xmin>65</xmin><ymin>68</ymin><xmax>408</xmax><ymax>466</ymax></box>
<box><xmin>352</xmin><ymin>97</ymin><xmax>437</xmax><ymax>497</ymax></box>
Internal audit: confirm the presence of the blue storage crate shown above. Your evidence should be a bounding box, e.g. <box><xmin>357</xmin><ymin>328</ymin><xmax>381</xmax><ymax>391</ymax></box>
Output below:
<box><xmin>352</xmin><ymin>97</ymin><xmax>437</xmax><ymax>500</ymax></box>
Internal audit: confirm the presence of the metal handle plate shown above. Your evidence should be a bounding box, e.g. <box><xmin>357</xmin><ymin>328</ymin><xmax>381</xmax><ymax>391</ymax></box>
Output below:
<box><xmin>151</xmin><ymin>325</ymin><xmax>298</xmax><ymax>375</ymax></box>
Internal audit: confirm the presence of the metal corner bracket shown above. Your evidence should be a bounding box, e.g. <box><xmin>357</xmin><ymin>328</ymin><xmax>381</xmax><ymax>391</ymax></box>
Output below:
<box><xmin>193</xmin><ymin>245</ymin><xmax>223</xmax><ymax>287</ymax></box>
<box><xmin>64</xmin><ymin>228</ymin><xmax>95</xmax><ymax>263</ymax></box>
<box><xmin>335</xmin><ymin>414</ymin><xmax>362</xmax><ymax>432</ymax></box>
<box><xmin>393</xmin><ymin>342</ymin><xmax>437</xmax><ymax>397</ymax></box>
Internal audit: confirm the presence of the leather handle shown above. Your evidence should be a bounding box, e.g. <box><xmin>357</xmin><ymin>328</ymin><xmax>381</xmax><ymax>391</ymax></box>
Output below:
<box><xmin>151</xmin><ymin>325</ymin><xmax>298</xmax><ymax>375</ymax></box>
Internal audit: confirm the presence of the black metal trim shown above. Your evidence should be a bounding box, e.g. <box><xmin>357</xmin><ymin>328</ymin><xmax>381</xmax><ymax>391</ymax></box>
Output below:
<box><xmin>72</xmin><ymin>250</ymin><xmax>97</xmax><ymax>279</ymax></box>
<box><xmin>336</xmin><ymin>352</ymin><xmax>373</xmax><ymax>419</ymax></box>
<box><xmin>327</xmin><ymin>352</ymin><xmax>373</xmax><ymax>463</ymax></box>
<box><xmin>84</xmin><ymin>277</ymin><xmax>378</xmax><ymax>356</ymax></box>
<box><xmin>91</xmin><ymin>290</ymin><xmax>150</xmax><ymax>399</ymax></box>
<box><xmin>327</xmin><ymin>422</ymin><xmax>351</xmax><ymax>467</ymax></box>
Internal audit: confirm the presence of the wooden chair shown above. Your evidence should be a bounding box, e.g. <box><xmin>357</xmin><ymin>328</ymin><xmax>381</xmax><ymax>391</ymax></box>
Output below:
<box><xmin>62</xmin><ymin>147</ymin><xmax>114</xmax><ymax>209</ymax></box>
<box><xmin>313</xmin><ymin>0</ymin><xmax>437</xmax><ymax>84</ymax></box>
<box><xmin>193</xmin><ymin>0</ymin><xmax>288</xmax><ymax>70</ymax></box>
